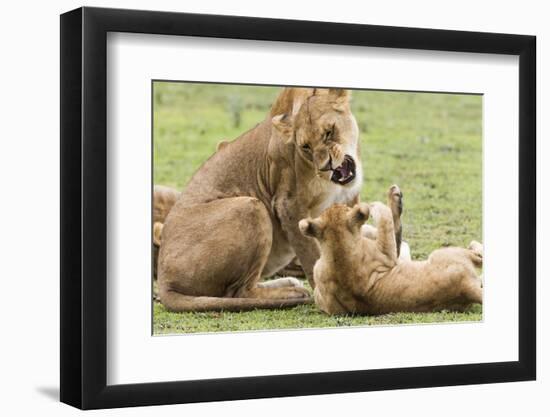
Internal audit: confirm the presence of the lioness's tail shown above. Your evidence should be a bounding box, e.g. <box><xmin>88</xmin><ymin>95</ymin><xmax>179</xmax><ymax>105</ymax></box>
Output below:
<box><xmin>160</xmin><ymin>290</ymin><xmax>311</xmax><ymax>312</ymax></box>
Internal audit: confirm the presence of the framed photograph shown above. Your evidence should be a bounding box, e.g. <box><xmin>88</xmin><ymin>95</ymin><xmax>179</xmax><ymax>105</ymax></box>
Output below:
<box><xmin>60</xmin><ymin>6</ymin><xmax>536</xmax><ymax>410</ymax></box>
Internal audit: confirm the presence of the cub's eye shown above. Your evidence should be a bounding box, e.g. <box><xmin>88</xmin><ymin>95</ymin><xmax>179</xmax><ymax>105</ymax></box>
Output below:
<box><xmin>302</xmin><ymin>144</ymin><xmax>312</xmax><ymax>152</ymax></box>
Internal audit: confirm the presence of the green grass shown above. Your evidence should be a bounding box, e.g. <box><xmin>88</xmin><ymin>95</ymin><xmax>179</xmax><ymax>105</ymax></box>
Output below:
<box><xmin>153</xmin><ymin>82</ymin><xmax>483</xmax><ymax>334</ymax></box>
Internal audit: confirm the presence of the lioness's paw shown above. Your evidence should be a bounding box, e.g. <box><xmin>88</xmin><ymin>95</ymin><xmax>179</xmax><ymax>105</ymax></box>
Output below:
<box><xmin>287</xmin><ymin>286</ymin><xmax>311</xmax><ymax>299</ymax></box>
<box><xmin>258</xmin><ymin>277</ymin><xmax>304</xmax><ymax>289</ymax></box>
<box><xmin>281</xmin><ymin>277</ymin><xmax>305</xmax><ymax>288</ymax></box>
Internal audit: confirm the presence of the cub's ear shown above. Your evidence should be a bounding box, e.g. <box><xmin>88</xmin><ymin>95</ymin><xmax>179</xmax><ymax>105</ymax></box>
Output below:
<box><xmin>153</xmin><ymin>222</ymin><xmax>164</xmax><ymax>246</ymax></box>
<box><xmin>348</xmin><ymin>203</ymin><xmax>370</xmax><ymax>228</ymax></box>
<box><xmin>272</xmin><ymin>113</ymin><xmax>294</xmax><ymax>142</ymax></box>
<box><xmin>299</xmin><ymin>218</ymin><xmax>322</xmax><ymax>239</ymax></box>
<box><xmin>329</xmin><ymin>89</ymin><xmax>351</xmax><ymax>112</ymax></box>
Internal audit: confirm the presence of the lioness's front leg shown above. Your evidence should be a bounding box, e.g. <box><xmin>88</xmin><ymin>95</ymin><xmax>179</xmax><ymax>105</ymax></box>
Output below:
<box><xmin>158</xmin><ymin>197</ymin><xmax>310</xmax><ymax>312</ymax></box>
<box><xmin>275</xmin><ymin>197</ymin><xmax>320</xmax><ymax>288</ymax></box>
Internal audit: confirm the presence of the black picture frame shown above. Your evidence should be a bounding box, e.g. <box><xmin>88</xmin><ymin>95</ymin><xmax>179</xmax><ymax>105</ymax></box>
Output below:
<box><xmin>60</xmin><ymin>6</ymin><xmax>536</xmax><ymax>410</ymax></box>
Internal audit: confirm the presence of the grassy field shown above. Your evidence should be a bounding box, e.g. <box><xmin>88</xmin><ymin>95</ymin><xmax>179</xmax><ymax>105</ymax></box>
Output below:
<box><xmin>153</xmin><ymin>82</ymin><xmax>483</xmax><ymax>335</ymax></box>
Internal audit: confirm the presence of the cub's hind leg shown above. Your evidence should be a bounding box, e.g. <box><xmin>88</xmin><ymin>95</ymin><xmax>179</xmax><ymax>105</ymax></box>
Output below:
<box><xmin>468</xmin><ymin>240</ymin><xmax>483</xmax><ymax>265</ymax></box>
<box><xmin>462</xmin><ymin>274</ymin><xmax>483</xmax><ymax>305</ymax></box>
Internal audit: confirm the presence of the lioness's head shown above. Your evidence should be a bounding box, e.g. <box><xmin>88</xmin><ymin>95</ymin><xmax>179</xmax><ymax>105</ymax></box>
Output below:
<box><xmin>271</xmin><ymin>88</ymin><xmax>361</xmax><ymax>187</ymax></box>
<box><xmin>298</xmin><ymin>203</ymin><xmax>370</xmax><ymax>243</ymax></box>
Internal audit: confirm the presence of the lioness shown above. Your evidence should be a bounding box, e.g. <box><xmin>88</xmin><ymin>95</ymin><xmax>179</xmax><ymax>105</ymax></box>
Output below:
<box><xmin>158</xmin><ymin>88</ymin><xmax>371</xmax><ymax>311</ymax></box>
<box><xmin>299</xmin><ymin>185</ymin><xmax>483</xmax><ymax>315</ymax></box>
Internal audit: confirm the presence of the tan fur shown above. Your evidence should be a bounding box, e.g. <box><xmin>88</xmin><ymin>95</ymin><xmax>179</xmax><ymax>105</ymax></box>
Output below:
<box><xmin>276</xmin><ymin>257</ymin><xmax>306</xmax><ymax>278</ymax></box>
<box><xmin>300</xmin><ymin>185</ymin><xmax>483</xmax><ymax>315</ymax></box>
<box><xmin>216</xmin><ymin>140</ymin><xmax>230</xmax><ymax>152</ymax></box>
<box><xmin>152</xmin><ymin>185</ymin><xmax>180</xmax><ymax>280</ymax></box>
<box><xmin>153</xmin><ymin>222</ymin><xmax>163</xmax><ymax>247</ymax></box>
<box><xmin>158</xmin><ymin>88</ymin><xmax>364</xmax><ymax>311</ymax></box>
<box><xmin>154</xmin><ymin>185</ymin><xmax>181</xmax><ymax>224</ymax></box>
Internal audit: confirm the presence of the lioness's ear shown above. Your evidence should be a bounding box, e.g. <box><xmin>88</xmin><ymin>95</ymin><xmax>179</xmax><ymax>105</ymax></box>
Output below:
<box><xmin>299</xmin><ymin>218</ymin><xmax>322</xmax><ymax>239</ymax></box>
<box><xmin>216</xmin><ymin>139</ymin><xmax>229</xmax><ymax>152</ymax></box>
<box><xmin>272</xmin><ymin>113</ymin><xmax>294</xmax><ymax>142</ymax></box>
<box><xmin>348</xmin><ymin>203</ymin><xmax>370</xmax><ymax>228</ymax></box>
<box><xmin>153</xmin><ymin>222</ymin><xmax>164</xmax><ymax>246</ymax></box>
<box><xmin>329</xmin><ymin>89</ymin><xmax>351</xmax><ymax>112</ymax></box>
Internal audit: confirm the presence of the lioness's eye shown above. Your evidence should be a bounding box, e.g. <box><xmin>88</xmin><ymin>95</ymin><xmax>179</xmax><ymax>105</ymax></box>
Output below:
<box><xmin>302</xmin><ymin>144</ymin><xmax>311</xmax><ymax>152</ymax></box>
<box><xmin>324</xmin><ymin>124</ymin><xmax>335</xmax><ymax>141</ymax></box>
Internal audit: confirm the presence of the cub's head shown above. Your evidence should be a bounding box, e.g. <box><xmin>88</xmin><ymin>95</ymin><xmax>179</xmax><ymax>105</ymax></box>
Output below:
<box><xmin>298</xmin><ymin>203</ymin><xmax>370</xmax><ymax>245</ymax></box>
<box><xmin>153</xmin><ymin>185</ymin><xmax>181</xmax><ymax>224</ymax></box>
<box><xmin>271</xmin><ymin>88</ymin><xmax>361</xmax><ymax>187</ymax></box>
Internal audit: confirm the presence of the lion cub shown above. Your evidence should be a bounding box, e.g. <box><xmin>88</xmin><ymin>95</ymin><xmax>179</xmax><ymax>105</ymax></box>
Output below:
<box><xmin>153</xmin><ymin>185</ymin><xmax>181</xmax><ymax>279</ymax></box>
<box><xmin>299</xmin><ymin>185</ymin><xmax>483</xmax><ymax>315</ymax></box>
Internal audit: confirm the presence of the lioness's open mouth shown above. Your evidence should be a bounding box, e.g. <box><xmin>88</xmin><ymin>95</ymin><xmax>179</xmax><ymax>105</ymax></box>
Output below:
<box><xmin>330</xmin><ymin>155</ymin><xmax>356</xmax><ymax>185</ymax></box>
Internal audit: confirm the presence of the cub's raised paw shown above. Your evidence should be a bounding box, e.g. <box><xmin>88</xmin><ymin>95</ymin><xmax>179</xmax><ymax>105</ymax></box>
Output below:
<box><xmin>387</xmin><ymin>184</ymin><xmax>403</xmax><ymax>216</ymax></box>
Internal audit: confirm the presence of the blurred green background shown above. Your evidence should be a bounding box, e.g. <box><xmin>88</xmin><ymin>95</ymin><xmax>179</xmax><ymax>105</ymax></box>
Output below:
<box><xmin>153</xmin><ymin>82</ymin><xmax>482</xmax><ymax>334</ymax></box>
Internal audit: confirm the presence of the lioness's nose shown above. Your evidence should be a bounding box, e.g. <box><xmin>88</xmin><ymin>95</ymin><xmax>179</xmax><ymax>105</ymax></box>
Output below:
<box><xmin>319</xmin><ymin>155</ymin><xmax>333</xmax><ymax>172</ymax></box>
